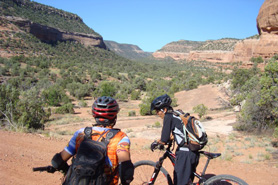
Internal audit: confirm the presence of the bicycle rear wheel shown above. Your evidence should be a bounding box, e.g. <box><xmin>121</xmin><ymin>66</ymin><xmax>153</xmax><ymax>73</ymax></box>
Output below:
<box><xmin>132</xmin><ymin>160</ymin><xmax>172</xmax><ymax>185</ymax></box>
<box><xmin>204</xmin><ymin>174</ymin><xmax>248</xmax><ymax>185</ymax></box>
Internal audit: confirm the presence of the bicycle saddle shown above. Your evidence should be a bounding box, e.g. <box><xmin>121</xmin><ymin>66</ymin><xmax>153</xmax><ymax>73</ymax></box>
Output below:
<box><xmin>200</xmin><ymin>151</ymin><xmax>221</xmax><ymax>159</ymax></box>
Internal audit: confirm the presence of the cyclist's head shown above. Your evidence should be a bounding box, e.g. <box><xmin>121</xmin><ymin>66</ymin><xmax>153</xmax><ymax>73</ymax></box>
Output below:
<box><xmin>150</xmin><ymin>94</ymin><xmax>172</xmax><ymax>113</ymax></box>
<box><xmin>92</xmin><ymin>96</ymin><xmax>119</xmax><ymax>127</ymax></box>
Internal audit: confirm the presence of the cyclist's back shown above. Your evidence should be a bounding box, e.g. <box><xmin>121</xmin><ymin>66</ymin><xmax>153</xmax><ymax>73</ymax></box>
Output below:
<box><xmin>50</xmin><ymin>96</ymin><xmax>134</xmax><ymax>185</ymax></box>
<box><xmin>65</xmin><ymin>126</ymin><xmax>129</xmax><ymax>184</ymax></box>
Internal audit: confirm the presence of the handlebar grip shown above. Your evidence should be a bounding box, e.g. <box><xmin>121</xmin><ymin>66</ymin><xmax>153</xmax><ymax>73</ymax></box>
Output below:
<box><xmin>33</xmin><ymin>166</ymin><xmax>57</xmax><ymax>173</ymax></box>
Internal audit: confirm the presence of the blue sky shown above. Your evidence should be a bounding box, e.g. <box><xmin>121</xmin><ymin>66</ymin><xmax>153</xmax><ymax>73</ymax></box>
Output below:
<box><xmin>32</xmin><ymin>0</ymin><xmax>265</xmax><ymax>52</ymax></box>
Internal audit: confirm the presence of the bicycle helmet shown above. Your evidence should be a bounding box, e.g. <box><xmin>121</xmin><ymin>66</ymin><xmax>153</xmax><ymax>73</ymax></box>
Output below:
<box><xmin>92</xmin><ymin>96</ymin><xmax>119</xmax><ymax>126</ymax></box>
<box><xmin>150</xmin><ymin>94</ymin><xmax>172</xmax><ymax>112</ymax></box>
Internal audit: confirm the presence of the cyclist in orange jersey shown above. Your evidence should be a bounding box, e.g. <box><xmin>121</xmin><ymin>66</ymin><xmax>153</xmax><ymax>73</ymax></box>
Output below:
<box><xmin>51</xmin><ymin>96</ymin><xmax>134</xmax><ymax>185</ymax></box>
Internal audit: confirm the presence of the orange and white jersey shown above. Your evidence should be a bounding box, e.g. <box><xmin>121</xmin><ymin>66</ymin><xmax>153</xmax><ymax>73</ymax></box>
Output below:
<box><xmin>64</xmin><ymin>126</ymin><xmax>130</xmax><ymax>185</ymax></box>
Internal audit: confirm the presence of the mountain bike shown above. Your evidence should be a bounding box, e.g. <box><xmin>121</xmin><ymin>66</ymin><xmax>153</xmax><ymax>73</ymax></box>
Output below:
<box><xmin>132</xmin><ymin>141</ymin><xmax>248</xmax><ymax>185</ymax></box>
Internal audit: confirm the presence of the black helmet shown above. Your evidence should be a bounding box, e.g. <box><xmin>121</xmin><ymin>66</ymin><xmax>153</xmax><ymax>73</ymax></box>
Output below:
<box><xmin>92</xmin><ymin>96</ymin><xmax>119</xmax><ymax>126</ymax></box>
<box><xmin>150</xmin><ymin>94</ymin><xmax>172</xmax><ymax>112</ymax></box>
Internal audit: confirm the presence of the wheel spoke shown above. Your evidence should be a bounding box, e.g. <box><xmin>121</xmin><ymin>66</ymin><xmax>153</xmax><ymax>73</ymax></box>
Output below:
<box><xmin>132</xmin><ymin>161</ymin><xmax>171</xmax><ymax>185</ymax></box>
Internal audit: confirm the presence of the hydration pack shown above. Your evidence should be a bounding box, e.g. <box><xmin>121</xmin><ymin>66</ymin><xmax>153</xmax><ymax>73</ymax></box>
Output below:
<box><xmin>174</xmin><ymin>110</ymin><xmax>208</xmax><ymax>152</ymax></box>
<box><xmin>63</xmin><ymin>127</ymin><xmax>119</xmax><ymax>185</ymax></box>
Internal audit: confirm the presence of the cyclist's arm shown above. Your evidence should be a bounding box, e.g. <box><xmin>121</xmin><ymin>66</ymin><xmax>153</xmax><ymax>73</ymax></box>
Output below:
<box><xmin>157</xmin><ymin>140</ymin><xmax>166</xmax><ymax>145</ymax></box>
<box><xmin>157</xmin><ymin>135</ymin><xmax>173</xmax><ymax>145</ymax></box>
<box><xmin>116</xmin><ymin>136</ymin><xmax>131</xmax><ymax>162</ymax></box>
<box><xmin>160</xmin><ymin>114</ymin><xmax>172</xmax><ymax>144</ymax></box>
<box><xmin>61</xmin><ymin>149</ymin><xmax>72</xmax><ymax>161</ymax></box>
<box><xmin>117</xmin><ymin>136</ymin><xmax>134</xmax><ymax>185</ymax></box>
<box><xmin>51</xmin><ymin>128</ymin><xmax>81</xmax><ymax>170</ymax></box>
<box><xmin>117</xmin><ymin>150</ymin><xmax>130</xmax><ymax>162</ymax></box>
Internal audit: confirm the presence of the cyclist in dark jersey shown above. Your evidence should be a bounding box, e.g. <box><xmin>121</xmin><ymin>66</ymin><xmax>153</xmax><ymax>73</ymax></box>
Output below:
<box><xmin>150</xmin><ymin>94</ymin><xmax>199</xmax><ymax>185</ymax></box>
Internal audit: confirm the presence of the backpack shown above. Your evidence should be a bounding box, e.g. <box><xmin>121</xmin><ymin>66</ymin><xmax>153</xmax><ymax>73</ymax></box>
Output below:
<box><xmin>174</xmin><ymin>110</ymin><xmax>208</xmax><ymax>152</ymax></box>
<box><xmin>63</xmin><ymin>127</ymin><xmax>120</xmax><ymax>185</ymax></box>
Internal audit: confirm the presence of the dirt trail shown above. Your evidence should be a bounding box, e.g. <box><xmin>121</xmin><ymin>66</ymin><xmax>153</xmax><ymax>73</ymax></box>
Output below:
<box><xmin>1</xmin><ymin>84</ymin><xmax>278</xmax><ymax>185</ymax></box>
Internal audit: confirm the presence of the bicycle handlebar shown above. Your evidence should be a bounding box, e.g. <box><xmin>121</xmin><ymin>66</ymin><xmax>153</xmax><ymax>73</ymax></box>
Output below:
<box><xmin>33</xmin><ymin>165</ymin><xmax>57</xmax><ymax>173</ymax></box>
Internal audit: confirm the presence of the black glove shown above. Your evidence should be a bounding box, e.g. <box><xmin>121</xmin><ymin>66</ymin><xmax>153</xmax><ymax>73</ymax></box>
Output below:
<box><xmin>119</xmin><ymin>160</ymin><xmax>134</xmax><ymax>185</ymax></box>
<box><xmin>51</xmin><ymin>153</ymin><xmax>69</xmax><ymax>174</ymax></box>
<box><xmin>151</xmin><ymin>140</ymin><xmax>158</xmax><ymax>152</ymax></box>
<box><xmin>150</xmin><ymin>141</ymin><xmax>164</xmax><ymax>151</ymax></box>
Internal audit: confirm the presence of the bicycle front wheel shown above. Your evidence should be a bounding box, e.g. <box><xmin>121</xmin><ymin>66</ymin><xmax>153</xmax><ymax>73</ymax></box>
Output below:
<box><xmin>132</xmin><ymin>160</ymin><xmax>172</xmax><ymax>185</ymax></box>
<box><xmin>204</xmin><ymin>174</ymin><xmax>248</xmax><ymax>185</ymax></box>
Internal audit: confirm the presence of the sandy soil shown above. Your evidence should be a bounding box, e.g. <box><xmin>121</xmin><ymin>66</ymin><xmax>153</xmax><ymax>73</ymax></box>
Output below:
<box><xmin>1</xmin><ymin>84</ymin><xmax>278</xmax><ymax>185</ymax></box>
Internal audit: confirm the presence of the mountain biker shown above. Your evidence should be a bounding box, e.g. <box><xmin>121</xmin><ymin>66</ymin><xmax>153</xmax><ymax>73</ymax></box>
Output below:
<box><xmin>150</xmin><ymin>94</ymin><xmax>199</xmax><ymax>185</ymax></box>
<box><xmin>50</xmin><ymin>96</ymin><xmax>134</xmax><ymax>185</ymax></box>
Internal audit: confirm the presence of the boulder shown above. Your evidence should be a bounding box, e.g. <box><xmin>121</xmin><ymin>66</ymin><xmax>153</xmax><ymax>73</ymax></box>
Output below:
<box><xmin>257</xmin><ymin>0</ymin><xmax>278</xmax><ymax>35</ymax></box>
<box><xmin>254</xmin><ymin>0</ymin><xmax>278</xmax><ymax>59</ymax></box>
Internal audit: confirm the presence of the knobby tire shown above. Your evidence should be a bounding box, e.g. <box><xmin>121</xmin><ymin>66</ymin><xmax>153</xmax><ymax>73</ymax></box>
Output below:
<box><xmin>132</xmin><ymin>160</ymin><xmax>172</xmax><ymax>185</ymax></box>
<box><xmin>204</xmin><ymin>174</ymin><xmax>248</xmax><ymax>185</ymax></box>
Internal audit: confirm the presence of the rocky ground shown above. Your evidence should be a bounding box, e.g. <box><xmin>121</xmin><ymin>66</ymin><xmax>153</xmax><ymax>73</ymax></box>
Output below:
<box><xmin>1</xmin><ymin>84</ymin><xmax>278</xmax><ymax>185</ymax></box>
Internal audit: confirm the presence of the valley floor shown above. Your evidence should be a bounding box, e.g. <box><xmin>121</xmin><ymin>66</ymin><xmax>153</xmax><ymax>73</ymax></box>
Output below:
<box><xmin>1</xmin><ymin>84</ymin><xmax>278</xmax><ymax>185</ymax></box>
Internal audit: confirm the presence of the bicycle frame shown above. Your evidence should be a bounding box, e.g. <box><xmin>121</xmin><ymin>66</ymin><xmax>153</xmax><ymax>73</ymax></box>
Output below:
<box><xmin>149</xmin><ymin>142</ymin><xmax>220</xmax><ymax>185</ymax></box>
<box><xmin>148</xmin><ymin>144</ymin><xmax>175</xmax><ymax>185</ymax></box>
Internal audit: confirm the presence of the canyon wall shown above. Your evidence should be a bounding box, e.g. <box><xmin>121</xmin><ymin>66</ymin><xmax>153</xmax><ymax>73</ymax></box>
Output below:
<box><xmin>153</xmin><ymin>0</ymin><xmax>278</xmax><ymax>63</ymax></box>
<box><xmin>4</xmin><ymin>16</ymin><xmax>106</xmax><ymax>49</ymax></box>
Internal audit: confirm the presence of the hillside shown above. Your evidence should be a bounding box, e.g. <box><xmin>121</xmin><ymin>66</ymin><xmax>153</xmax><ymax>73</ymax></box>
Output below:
<box><xmin>0</xmin><ymin>0</ymin><xmax>153</xmax><ymax>60</ymax></box>
<box><xmin>158</xmin><ymin>40</ymin><xmax>204</xmax><ymax>53</ymax></box>
<box><xmin>0</xmin><ymin>0</ymin><xmax>99</xmax><ymax>35</ymax></box>
<box><xmin>158</xmin><ymin>38</ymin><xmax>239</xmax><ymax>53</ymax></box>
<box><xmin>104</xmin><ymin>40</ymin><xmax>152</xmax><ymax>60</ymax></box>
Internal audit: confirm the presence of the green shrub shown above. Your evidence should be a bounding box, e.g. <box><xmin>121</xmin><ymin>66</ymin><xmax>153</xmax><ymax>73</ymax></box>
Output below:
<box><xmin>115</xmin><ymin>91</ymin><xmax>128</xmax><ymax>102</ymax></box>
<box><xmin>250</xmin><ymin>56</ymin><xmax>264</xmax><ymax>64</ymax></box>
<box><xmin>67</xmin><ymin>82</ymin><xmax>93</xmax><ymax>100</ymax></box>
<box><xmin>78</xmin><ymin>99</ymin><xmax>87</xmax><ymax>107</ymax></box>
<box><xmin>0</xmin><ymin>85</ymin><xmax>49</xmax><ymax>130</ymax></box>
<box><xmin>236</xmin><ymin>61</ymin><xmax>278</xmax><ymax>132</ymax></box>
<box><xmin>273</xmin><ymin>127</ymin><xmax>278</xmax><ymax>138</ymax></box>
<box><xmin>93</xmin><ymin>81</ymin><xmax>117</xmax><ymax>97</ymax></box>
<box><xmin>153</xmin><ymin>121</ymin><xmax>161</xmax><ymax>128</ymax></box>
<box><xmin>193</xmin><ymin>104</ymin><xmax>208</xmax><ymax>118</ymax></box>
<box><xmin>139</xmin><ymin>103</ymin><xmax>150</xmax><ymax>116</ymax></box>
<box><xmin>55</xmin><ymin>103</ymin><xmax>74</xmax><ymax>114</ymax></box>
<box><xmin>42</xmin><ymin>86</ymin><xmax>69</xmax><ymax>106</ymax></box>
<box><xmin>128</xmin><ymin>111</ymin><xmax>136</xmax><ymax>117</ymax></box>
<box><xmin>231</xmin><ymin>68</ymin><xmax>255</xmax><ymax>90</ymax></box>
<box><xmin>131</xmin><ymin>90</ymin><xmax>140</xmax><ymax>100</ymax></box>
<box><xmin>134</xmin><ymin>77</ymin><xmax>146</xmax><ymax>91</ymax></box>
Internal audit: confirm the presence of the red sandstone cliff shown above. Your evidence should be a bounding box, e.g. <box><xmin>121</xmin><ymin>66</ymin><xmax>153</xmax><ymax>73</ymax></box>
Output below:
<box><xmin>153</xmin><ymin>0</ymin><xmax>278</xmax><ymax>63</ymax></box>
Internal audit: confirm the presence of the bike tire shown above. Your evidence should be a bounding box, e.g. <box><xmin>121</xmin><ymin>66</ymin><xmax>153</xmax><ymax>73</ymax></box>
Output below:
<box><xmin>204</xmin><ymin>174</ymin><xmax>248</xmax><ymax>185</ymax></box>
<box><xmin>132</xmin><ymin>160</ymin><xmax>173</xmax><ymax>185</ymax></box>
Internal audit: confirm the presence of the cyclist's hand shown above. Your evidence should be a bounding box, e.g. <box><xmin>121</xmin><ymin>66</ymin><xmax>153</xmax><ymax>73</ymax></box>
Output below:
<box><xmin>151</xmin><ymin>140</ymin><xmax>159</xmax><ymax>152</ymax></box>
<box><xmin>158</xmin><ymin>144</ymin><xmax>164</xmax><ymax>150</ymax></box>
<box><xmin>151</xmin><ymin>141</ymin><xmax>164</xmax><ymax>151</ymax></box>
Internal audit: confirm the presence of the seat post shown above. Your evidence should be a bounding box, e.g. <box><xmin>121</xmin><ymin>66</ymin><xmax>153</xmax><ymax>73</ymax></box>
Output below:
<box><xmin>201</xmin><ymin>158</ymin><xmax>211</xmax><ymax>176</ymax></box>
